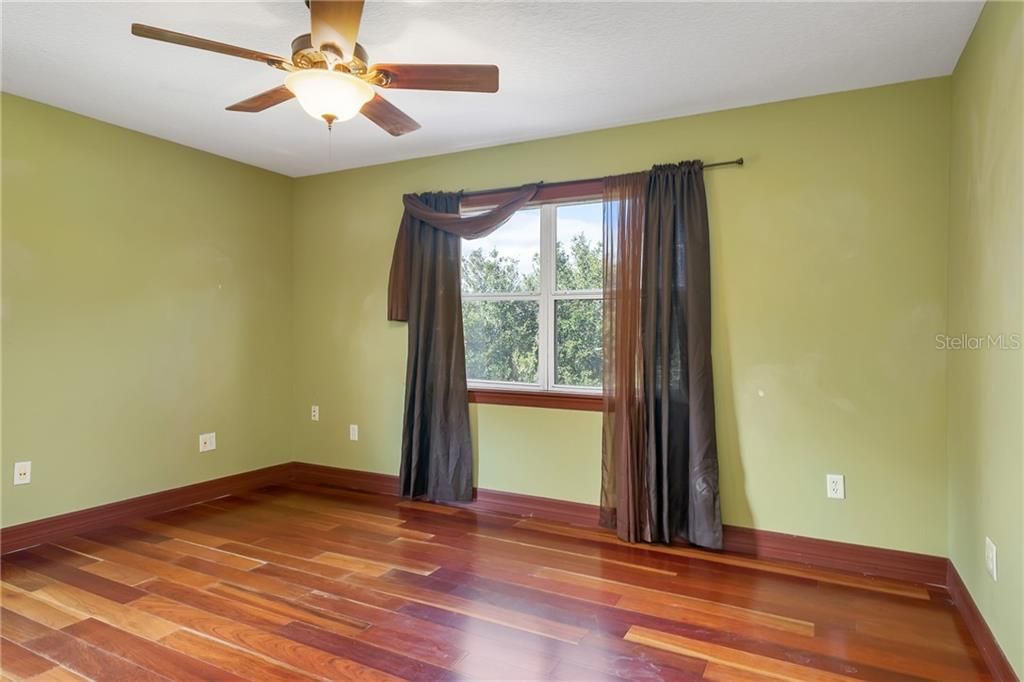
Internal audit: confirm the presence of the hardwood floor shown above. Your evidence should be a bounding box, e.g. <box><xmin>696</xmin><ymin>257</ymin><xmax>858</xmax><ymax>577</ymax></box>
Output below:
<box><xmin>1</xmin><ymin>483</ymin><xmax>992</xmax><ymax>681</ymax></box>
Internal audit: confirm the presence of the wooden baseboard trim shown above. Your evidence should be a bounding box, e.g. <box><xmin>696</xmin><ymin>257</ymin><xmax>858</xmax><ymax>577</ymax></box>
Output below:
<box><xmin>722</xmin><ymin>526</ymin><xmax>949</xmax><ymax>586</ymax></box>
<box><xmin>0</xmin><ymin>463</ymin><xmax>292</xmax><ymax>554</ymax></box>
<box><xmin>290</xmin><ymin>462</ymin><xmax>399</xmax><ymax>496</ymax></box>
<box><xmin>456</xmin><ymin>487</ymin><xmax>600</xmax><ymax>527</ymax></box>
<box><xmin>0</xmin><ymin>460</ymin><xmax>952</xmax><ymax>586</ymax></box>
<box><xmin>946</xmin><ymin>561</ymin><xmax>1019</xmax><ymax>681</ymax></box>
<box><xmin>289</xmin><ymin>462</ymin><xmax>945</xmax><ymax>584</ymax></box>
<box><xmin>288</xmin><ymin>462</ymin><xmax>600</xmax><ymax>527</ymax></box>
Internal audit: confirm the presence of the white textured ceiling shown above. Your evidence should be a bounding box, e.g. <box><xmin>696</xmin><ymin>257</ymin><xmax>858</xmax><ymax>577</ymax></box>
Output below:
<box><xmin>2</xmin><ymin>1</ymin><xmax>982</xmax><ymax>177</ymax></box>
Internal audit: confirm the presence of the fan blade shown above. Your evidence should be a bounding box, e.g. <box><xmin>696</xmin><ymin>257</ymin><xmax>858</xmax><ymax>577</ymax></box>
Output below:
<box><xmin>370</xmin><ymin>64</ymin><xmax>499</xmax><ymax>93</ymax></box>
<box><xmin>310</xmin><ymin>0</ymin><xmax>364</xmax><ymax>61</ymax></box>
<box><xmin>360</xmin><ymin>93</ymin><xmax>421</xmax><ymax>137</ymax></box>
<box><xmin>226</xmin><ymin>85</ymin><xmax>295</xmax><ymax>113</ymax></box>
<box><xmin>131</xmin><ymin>24</ymin><xmax>289</xmax><ymax>68</ymax></box>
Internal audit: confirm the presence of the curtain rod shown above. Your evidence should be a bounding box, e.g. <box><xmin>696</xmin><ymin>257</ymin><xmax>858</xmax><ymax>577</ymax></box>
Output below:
<box><xmin>460</xmin><ymin>157</ymin><xmax>744</xmax><ymax>198</ymax></box>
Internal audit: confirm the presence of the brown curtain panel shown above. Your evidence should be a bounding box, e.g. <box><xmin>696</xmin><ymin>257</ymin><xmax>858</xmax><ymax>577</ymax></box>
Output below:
<box><xmin>600</xmin><ymin>162</ymin><xmax>722</xmax><ymax>548</ymax></box>
<box><xmin>600</xmin><ymin>172</ymin><xmax>650</xmax><ymax>534</ymax></box>
<box><xmin>388</xmin><ymin>185</ymin><xmax>537</xmax><ymax>502</ymax></box>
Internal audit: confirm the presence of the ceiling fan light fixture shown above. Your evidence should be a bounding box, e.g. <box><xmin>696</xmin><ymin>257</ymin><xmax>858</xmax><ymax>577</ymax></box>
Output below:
<box><xmin>285</xmin><ymin>69</ymin><xmax>374</xmax><ymax>126</ymax></box>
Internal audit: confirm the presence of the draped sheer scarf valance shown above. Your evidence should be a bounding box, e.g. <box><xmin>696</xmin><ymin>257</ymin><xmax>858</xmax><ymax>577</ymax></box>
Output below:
<box><xmin>387</xmin><ymin>184</ymin><xmax>538</xmax><ymax>321</ymax></box>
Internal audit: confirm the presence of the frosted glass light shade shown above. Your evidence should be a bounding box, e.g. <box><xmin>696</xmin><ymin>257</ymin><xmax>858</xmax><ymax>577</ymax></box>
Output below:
<box><xmin>285</xmin><ymin>70</ymin><xmax>374</xmax><ymax>124</ymax></box>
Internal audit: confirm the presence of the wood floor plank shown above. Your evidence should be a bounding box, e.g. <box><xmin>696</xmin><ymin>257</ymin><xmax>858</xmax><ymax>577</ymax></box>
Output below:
<box><xmin>55</xmin><ymin>538</ymin><xmax>217</xmax><ymax>589</ymax></box>
<box><xmin>452</xmin><ymin>651</ymin><xmax>554</xmax><ymax>680</ymax></box>
<box><xmin>3</xmin><ymin>552</ymin><xmax>144</xmax><ymax>604</ymax></box>
<box><xmin>62</xmin><ymin>618</ymin><xmax>248</xmax><ymax>682</ymax></box>
<box><xmin>79</xmin><ymin>559</ymin><xmax>153</xmax><ymax>586</ymax></box>
<box><xmin>253</xmin><ymin>530</ymin><xmax>442</xmax><ymax>575</ymax></box>
<box><xmin>387</xmin><ymin>539</ymin><xmax>626</xmax><ymax>605</ymax></box>
<box><xmin>22</xmin><ymin>546</ymin><xmax>98</xmax><ymax>569</ymax></box>
<box><xmin>32</xmin><ymin>581</ymin><xmax>180</xmax><ymax>641</ymax></box>
<box><xmin>24</xmin><ymin>666</ymin><xmax>89</xmax><ymax>681</ymax></box>
<box><xmin>357</xmin><ymin>623</ymin><xmax>466</xmax><ymax>669</ymax></box>
<box><xmin>626</xmin><ymin>625</ymin><xmax>860</xmax><ymax>681</ymax></box>
<box><xmin>217</xmin><ymin>541</ymin><xmax>352</xmax><ymax>579</ymax></box>
<box><xmin>1</xmin><ymin>562</ymin><xmax>52</xmax><ymax>592</ymax></box>
<box><xmin>570</xmin><ymin>630</ymin><xmax>708</xmax><ymax>681</ymax></box>
<box><xmin>1</xmin><ymin>608</ymin><xmax>57</xmax><ymax>644</ymax></box>
<box><xmin>158</xmin><ymin>626</ymin><xmax>315</xmax><ymax>679</ymax></box>
<box><xmin>239</xmin><ymin>493</ymin><xmax>435</xmax><ymax>539</ymax></box>
<box><xmin>158</xmin><ymin>629</ymin><xmax>317</xmax><ymax>682</ymax></box>
<box><xmin>1</xmin><ymin>637</ymin><xmax>58</xmax><ymax>678</ymax></box>
<box><xmin>283</xmin><ymin>571</ymin><xmax>411</xmax><ymax>611</ymax></box>
<box><xmin>206</xmin><ymin>582</ymin><xmax>369</xmax><ymax>637</ymax></box>
<box><xmin>345</xmin><ymin>572</ymin><xmax>589</xmax><ymax>643</ymax></box>
<box><xmin>161</xmin><ymin>630</ymin><xmax>315</xmax><ymax>675</ymax></box>
<box><xmin>0</xmin><ymin>586</ymin><xmax>84</xmax><ymax>630</ymax></box>
<box><xmin>157</xmin><ymin>538</ymin><xmax>265</xmax><ymax>571</ymax></box>
<box><xmin>21</xmin><ymin>628</ymin><xmax>169</xmax><ymax>682</ymax></box>
<box><xmin>702</xmin><ymin>661</ymin><xmax>780</xmax><ymax>681</ymax></box>
<box><xmin>534</xmin><ymin>569</ymin><xmax>815</xmax><ymax>635</ymax></box>
<box><xmin>314</xmin><ymin>551</ymin><xmax>421</xmax><ymax>577</ymax></box>
<box><xmin>127</xmin><ymin>519</ymin><xmax>236</xmax><ymax>548</ymax></box>
<box><xmin>276</xmin><ymin>620</ymin><xmax>456</xmax><ymax>681</ymax></box>
<box><xmin>131</xmin><ymin>594</ymin><xmax>402</xmax><ymax>681</ymax></box>
<box><xmin>140</xmin><ymin>580</ymin><xmax>293</xmax><ymax>629</ymax></box>
<box><xmin>171</xmin><ymin>556</ymin><xmax>311</xmax><ymax>599</ymax></box>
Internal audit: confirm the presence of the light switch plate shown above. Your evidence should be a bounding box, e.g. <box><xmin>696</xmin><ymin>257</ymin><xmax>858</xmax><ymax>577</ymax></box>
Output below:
<box><xmin>199</xmin><ymin>432</ymin><xmax>217</xmax><ymax>453</ymax></box>
<box><xmin>13</xmin><ymin>461</ymin><xmax>31</xmax><ymax>485</ymax></box>
<box><xmin>349</xmin><ymin>424</ymin><xmax>359</xmax><ymax>441</ymax></box>
<box><xmin>311</xmin><ymin>405</ymin><xmax>319</xmax><ymax>422</ymax></box>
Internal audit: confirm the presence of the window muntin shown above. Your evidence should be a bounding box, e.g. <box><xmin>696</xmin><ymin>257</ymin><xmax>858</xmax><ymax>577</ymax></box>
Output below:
<box><xmin>461</xmin><ymin>199</ymin><xmax>603</xmax><ymax>394</ymax></box>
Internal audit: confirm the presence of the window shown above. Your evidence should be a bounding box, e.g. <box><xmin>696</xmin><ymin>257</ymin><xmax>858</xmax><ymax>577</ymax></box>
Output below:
<box><xmin>461</xmin><ymin>189</ymin><xmax>603</xmax><ymax>408</ymax></box>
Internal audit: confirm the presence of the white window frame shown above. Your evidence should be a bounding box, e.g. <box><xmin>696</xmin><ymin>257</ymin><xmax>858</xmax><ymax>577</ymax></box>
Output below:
<box><xmin>462</xmin><ymin>199</ymin><xmax>602</xmax><ymax>396</ymax></box>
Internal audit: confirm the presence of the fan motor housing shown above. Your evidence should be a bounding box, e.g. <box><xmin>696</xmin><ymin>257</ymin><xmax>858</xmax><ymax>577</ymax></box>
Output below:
<box><xmin>291</xmin><ymin>33</ymin><xmax>368</xmax><ymax>71</ymax></box>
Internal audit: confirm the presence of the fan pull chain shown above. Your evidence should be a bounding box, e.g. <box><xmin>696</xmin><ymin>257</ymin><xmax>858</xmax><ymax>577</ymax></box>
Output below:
<box><xmin>328</xmin><ymin>123</ymin><xmax>334</xmax><ymax>167</ymax></box>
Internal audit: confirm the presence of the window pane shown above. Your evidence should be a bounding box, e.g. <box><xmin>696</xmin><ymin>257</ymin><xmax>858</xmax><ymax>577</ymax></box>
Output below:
<box><xmin>461</xmin><ymin>208</ymin><xmax>540</xmax><ymax>294</ymax></box>
<box><xmin>554</xmin><ymin>298</ymin><xmax>603</xmax><ymax>388</ymax></box>
<box><xmin>463</xmin><ymin>300</ymin><xmax>540</xmax><ymax>384</ymax></box>
<box><xmin>556</xmin><ymin>202</ymin><xmax>603</xmax><ymax>291</ymax></box>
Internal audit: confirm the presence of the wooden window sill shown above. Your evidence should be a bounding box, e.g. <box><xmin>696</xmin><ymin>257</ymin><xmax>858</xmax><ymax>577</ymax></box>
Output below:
<box><xmin>468</xmin><ymin>389</ymin><xmax>602</xmax><ymax>411</ymax></box>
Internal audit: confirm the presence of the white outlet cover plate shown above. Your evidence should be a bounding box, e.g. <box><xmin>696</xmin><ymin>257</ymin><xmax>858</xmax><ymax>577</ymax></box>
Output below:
<box><xmin>13</xmin><ymin>461</ymin><xmax>31</xmax><ymax>485</ymax></box>
<box><xmin>199</xmin><ymin>432</ymin><xmax>217</xmax><ymax>453</ymax></box>
<box><xmin>311</xmin><ymin>405</ymin><xmax>319</xmax><ymax>422</ymax></box>
<box><xmin>985</xmin><ymin>537</ymin><xmax>998</xmax><ymax>581</ymax></box>
<box><xmin>826</xmin><ymin>474</ymin><xmax>845</xmax><ymax>499</ymax></box>
<box><xmin>349</xmin><ymin>425</ymin><xmax>359</xmax><ymax>441</ymax></box>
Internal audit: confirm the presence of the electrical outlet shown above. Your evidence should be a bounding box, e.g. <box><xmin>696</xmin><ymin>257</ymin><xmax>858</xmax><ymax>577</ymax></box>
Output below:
<box><xmin>199</xmin><ymin>432</ymin><xmax>217</xmax><ymax>453</ymax></box>
<box><xmin>349</xmin><ymin>424</ymin><xmax>359</xmax><ymax>441</ymax></box>
<box><xmin>985</xmin><ymin>537</ymin><xmax>998</xmax><ymax>581</ymax></box>
<box><xmin>311</xmin><ymin>405</ymin><xmax>319</xmax><ymax>422</ymax></box>
<box><xmin>13</xmin><ymin>461</ymin><xmax>31</xmax><ymax>485</ymax></box>
<box><xmin>826</xmin><ymin>474</ymin><xmax>845</xmax><ymax>499</ymax></box>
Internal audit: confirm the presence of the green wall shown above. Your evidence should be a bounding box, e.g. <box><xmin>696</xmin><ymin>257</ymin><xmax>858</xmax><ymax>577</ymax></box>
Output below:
<box><xmin>292</xmin><ymin>77</ymin><xmax>952</xmax><ymax>555</ymax></box>
<box><xmin>1</xmin><ymin>94</ymin><xmax>294</xmax><ymax>526</ymax></box>
<box><xmin>947</xmin><ymin>1</ymin><xmax>1023</xmax><ymax>674</ymax></box>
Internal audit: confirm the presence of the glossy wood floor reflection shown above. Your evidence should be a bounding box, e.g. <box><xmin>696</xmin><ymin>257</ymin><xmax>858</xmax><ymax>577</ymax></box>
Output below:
<box><xmin>1</xmin><ymin>484</ymin><xmax>991</xmax><ymax>681</ymax></box>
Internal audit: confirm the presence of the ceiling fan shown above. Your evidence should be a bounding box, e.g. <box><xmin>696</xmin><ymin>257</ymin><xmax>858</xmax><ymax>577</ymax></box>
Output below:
<box><xmin>131</xmin><ymin>0</ymin><xmax>499</xmax><ymax>135</ymax></box>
